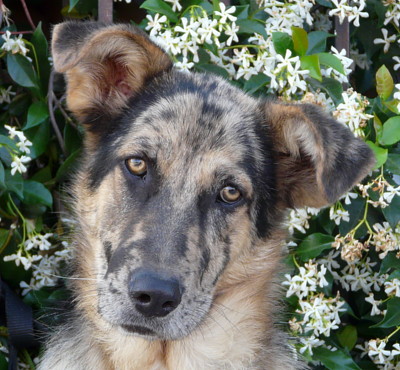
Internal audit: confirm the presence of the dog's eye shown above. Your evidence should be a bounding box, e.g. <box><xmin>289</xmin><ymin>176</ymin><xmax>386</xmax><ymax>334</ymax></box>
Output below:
<box><xmin>125</xmin><ymin>158</ymin><xmax>147</xmax><ymax>177</ymax></box>
<box><xmin>219</xmin><ymin>186</ymin><xmax>242</xmax><ymax>204</ymax></box>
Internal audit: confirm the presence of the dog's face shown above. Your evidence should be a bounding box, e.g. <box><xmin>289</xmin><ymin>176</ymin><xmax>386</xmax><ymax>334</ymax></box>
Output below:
<box><xmin>52</xmin><ymin>22</ymin><xmax>374</xmax><ymax>341</ymax></box>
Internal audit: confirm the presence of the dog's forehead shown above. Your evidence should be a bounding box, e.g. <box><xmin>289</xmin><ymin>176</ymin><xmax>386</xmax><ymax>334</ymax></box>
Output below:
<box><xmin>118</xmin><ymin>72</ymin><xmax>262</xmax><ymax>166</ymax></box>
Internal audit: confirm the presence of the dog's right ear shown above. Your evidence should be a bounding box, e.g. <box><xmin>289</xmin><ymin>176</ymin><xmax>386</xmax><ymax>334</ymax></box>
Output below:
<box><xmin>51</xmin><ymin>21</ymin><xmax>172</xmax><ymax>122</ymax></box>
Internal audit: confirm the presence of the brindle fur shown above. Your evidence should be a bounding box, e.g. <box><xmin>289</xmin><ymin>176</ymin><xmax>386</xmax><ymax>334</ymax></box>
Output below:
<box><xmin>38</xmin><ymin>21</ymin><xmax>375</xmax><ymax>370</ymax></box>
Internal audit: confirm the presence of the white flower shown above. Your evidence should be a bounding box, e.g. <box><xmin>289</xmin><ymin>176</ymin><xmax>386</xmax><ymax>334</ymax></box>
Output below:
<box><xmin>368</xmin><ymin>339</ymin><xmax>392</xmax><ymax>365</ymax></box>
<box><xmin>373</xmin><ymin>28</ymin><xmax>396</xmax><ymax>53</ymax></box>
<box><xmin>10</xmin><ymin>155</ymin><xmax>31</xmax><ymax>175</ymax></box>
<box><xmin>365</xmin><ymin>293</ymin><xmax>383</xmax><ymax>316</ymax></box>
<box><xmin>392</xmin><ymin>56</ymin><xmax>400</xmax><ymax>71</ymax></box>
<box><xmin>165</xmin><ymin>0</ymin><xmax>182</xmax><ymax>12</ymax></box>
<box><xmin>3</xmin><ymin>250</ymin><xmax>42</xmax><ymax>270</ymax></box>
<box><xmin>224</xmin><ymin>22</ymin><xmax>239</xmax><ymax>46</ymax></box>
<box><xmin>0</xmin><ymin>86</ymin><xmax>15</xmax><ymax>104</ymax></box>
<box><xmin>329</xmin><ymin>207</ymin><xmax>350</xmax><ymax>225</ymax></box>
<box><xmin>1</xmin><ymin>31</ymin><xmax>30</xmax><ymax>56</ymax></box>
<box><xmin>145</xmin><ymin>14</ymin><xmax>167</xmax><ymax>37</ymax></box>
<box><xmin>214</xmin><ymin>2</ymin><xmax>237</xmax><ymax>27</ymax></box>
<box><xmin>285</xmin><ymin>208</ymin><xmax>310</xmax><ymax>234</ymax></box>
<box><xmin>197</xmin><ymin>18</ymin><xmax>221</xmax><ymax>45</ymax></box>
<box><xmin>384</xmin><ymin>278</ymin><xmax>400</xmax><ymax>297</ymax></box>
<box><xmin>343</xmin><ymin>191</ymin><xmax>358</xmax><ymax>205</ymax></box>
<box><xmin>175</xmin><ymin>57</ymin><xmax>194</xmax><ymax>72</ymax></box>
<box><xmin>298</xmin><ymin>335</ymin><xmax>324</xmax><ymax>355</ymax></box>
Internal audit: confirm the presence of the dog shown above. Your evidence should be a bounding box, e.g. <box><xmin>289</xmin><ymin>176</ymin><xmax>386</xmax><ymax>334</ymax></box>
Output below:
<box><xmin>38</xmin><ymin>21</ymin><xmax>374</xmax><ymax>370</ymax></box>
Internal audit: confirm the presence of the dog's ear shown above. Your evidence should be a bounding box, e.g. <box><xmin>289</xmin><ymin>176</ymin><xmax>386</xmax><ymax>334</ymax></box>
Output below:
<box><xmin>51</xmin><ymin>21</ymin><xmax>172</xmax><ymax>122</ymax></box>
<box><xmin>264</xmin><ymin>101</ymin><xmax>375</xmax><ymax>208</ymax></box>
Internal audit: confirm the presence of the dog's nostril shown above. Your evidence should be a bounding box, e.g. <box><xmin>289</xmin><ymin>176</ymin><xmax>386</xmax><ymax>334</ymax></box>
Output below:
<box><xmin>162</xmin><ymin>301</ymin><xmax>175</xmax><ymax>310</ymax></box>
<box><xmin>128</xmin><ymin>269</ymin><xmax>182</xmax><ymax>318</ymax></box>
<box><xmin>136</xmin><ymin>293</ymin><xmax>151</xmax><ymax>304</ymax></box>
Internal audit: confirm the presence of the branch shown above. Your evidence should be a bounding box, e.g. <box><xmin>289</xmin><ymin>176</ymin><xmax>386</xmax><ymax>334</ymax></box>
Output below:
<box><xmin>48</xmin><ymin>69</ymin><xmax>67</xmax><ymax>156</ymax></box>
<box><xmin>98</xmin><ymin>0</ymin><xmax>113</xmax><ymax>23</ymax></box>
<box><xmin>20</xmin><ymin>0</ymin><xmax>36</xmax><ymax>30</ymax></box>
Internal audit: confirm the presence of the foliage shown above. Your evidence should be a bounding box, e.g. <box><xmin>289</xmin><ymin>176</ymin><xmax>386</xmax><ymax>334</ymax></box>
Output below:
<box><xmin>1</xmin><ymin>0</ymin><xmax>400</xmax><ymax>368</ymax></box>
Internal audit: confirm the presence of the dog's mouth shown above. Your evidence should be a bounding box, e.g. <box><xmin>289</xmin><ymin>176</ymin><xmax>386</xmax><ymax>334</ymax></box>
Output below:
<box><xmin>120</xmin><ymin>324</ymin><xmax>156</xmax><ymax>336</ymax></box>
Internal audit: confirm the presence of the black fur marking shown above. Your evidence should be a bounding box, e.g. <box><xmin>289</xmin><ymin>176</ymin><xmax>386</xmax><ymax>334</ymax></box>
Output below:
<box><xmin>103</xmin><ymin>241</ymin><xmax>113</xmax><ymax>263</ymax></box>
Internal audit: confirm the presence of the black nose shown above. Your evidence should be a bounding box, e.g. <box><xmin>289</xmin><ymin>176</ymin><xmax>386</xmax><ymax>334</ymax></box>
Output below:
<box><xmin>128</xmin><ymin>269</ymin><xmax>182</xmax><ymax>318</ymax></box>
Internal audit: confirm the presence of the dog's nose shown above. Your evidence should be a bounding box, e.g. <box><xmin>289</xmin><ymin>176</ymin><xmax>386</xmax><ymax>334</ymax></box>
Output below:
<box><xmin>128</xmin><ymin>270</ymin><xmax>182</xmax><ymax>318</ymax></box>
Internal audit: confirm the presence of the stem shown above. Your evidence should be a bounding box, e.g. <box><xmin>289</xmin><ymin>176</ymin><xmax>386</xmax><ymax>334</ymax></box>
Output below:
<box><xmin>292</xmin><ymin>254</ymin><xmax>300</xmax><ymax>269</ymax></box>
<box><xmin>8</xmin><ymin>194</ymin><xmax>26</xmax><ymax>242</ymax></box>
<box><xmin>0</xmin><ymin>31</ymin><xmax>34</xmax><ymax>34</ymax></box>
<box><xmin>20</xmin><ymin>0</ymin><xmax>36</xmax><ymax>30</ymax></box>
<box><xmin>386</xmin><ymin>326</ymin><xmax>400</xmax><ymax>342</ymax></box>
<box><xmin>21</xmin><ymin>349</ymin><xmax>36</xmax><ymax>370</ymax></box>
<box><xmin>24</xmin><ymin>41</ymin><xmax>40</xmax><ymax>80</ymax></box>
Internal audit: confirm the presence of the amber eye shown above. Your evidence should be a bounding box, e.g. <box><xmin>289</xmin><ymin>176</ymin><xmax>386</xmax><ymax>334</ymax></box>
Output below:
<box><xmin>125</xmin><ymin>158</ymin><xmax>147</xmax><ymax>177</ymax></box>
<box><xmin>219</xmin><ymin>186</ymin><xmax>242</xmax><ymax>204</ymax></box>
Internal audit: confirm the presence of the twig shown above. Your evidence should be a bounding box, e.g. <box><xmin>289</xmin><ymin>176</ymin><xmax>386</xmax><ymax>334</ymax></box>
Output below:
<box><xmin>20</xmin><ymin>0</ymin><xmax>36</xmax><ymax>30</ymax></box>
<box><xmin>54</xmin><ymin>96</ymin><xmax>78</xmax><ymax>130</ymax></box>
<box><xmin>98</xmin><ymin>0</ymin><xmax>113</xmax><ymax>23</ymax></box>
<box><xmin>0</xmin><ymin>30</ymin><xmax>34</xmax><ymax>34</ymax></box>
<box><xmin>48</xmin><ymin>69</ymin><xmax>67</xmax><ymax>156</ymax></box>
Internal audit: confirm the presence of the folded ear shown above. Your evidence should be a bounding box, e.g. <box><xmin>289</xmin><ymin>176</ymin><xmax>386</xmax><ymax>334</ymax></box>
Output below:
<box><xmin>265</xmin><ymin>102</ymin><xmax>375</xmax><ymax>209</ymax></box>
<box><xmin>51</xmin><ymin>21</ymin><xmax>172</xmax><ymax>122</ymax></box>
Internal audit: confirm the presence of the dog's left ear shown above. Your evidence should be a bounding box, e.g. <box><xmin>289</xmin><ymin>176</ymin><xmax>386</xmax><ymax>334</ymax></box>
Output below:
<box><xmin>51</xmin><ymin>21</ymin><xmax>172</xmax><ymax>122</ymax></box>
<box><xmin>264</xmin><ymin>101</ymin><xmax>375</xmax><ymax>208</ymax></box>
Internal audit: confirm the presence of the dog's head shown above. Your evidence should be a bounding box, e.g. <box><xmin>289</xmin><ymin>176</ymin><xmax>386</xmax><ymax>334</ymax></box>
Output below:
<box><xmin>52</xmin><ymin>22</ymin><xmax>374</xmax><ymax>340</ymax></box>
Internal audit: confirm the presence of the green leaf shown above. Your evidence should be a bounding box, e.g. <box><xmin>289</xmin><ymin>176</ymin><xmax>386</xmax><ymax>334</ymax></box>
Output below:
<box><xmin>0</xmin><ymin>134</ymin><xmax>18</xmax><ymax>151</ymax></box>
<box><xmin>307</xmin><ymin>77</ymin><xmax>343</xmax><ymax>106</ymax></box>
<box><xmin>243</xmin><ymin>74</ymin><xmax>270</xmax><ymax>94</ymax></box>
<box><xmin>23</xmin><ymin>180</ymin><xmax>52</xmax><ymax>207</ymax></box>
<box><xmin>337</xmin><ymin>325</ymin><xmax>358</xmax><ymax>350</ymax></box>
<box><xmin>300</xmin><ymin>55</ymin><xmax>322</xmax><ymax>81</ymax></box>
<box><xmin>380</xmin><ymin>116</ymin><xmax>400</xmax><ymax>145</ymax></box>
<box><xmin>373</xmin><ymin>113</ymin><xmax>383</xmax><ymax>142</ymax></box>
<box><xmin>376</xmin><ymin>65</ymin><xmax>394</xmax><ymax>101</ymax></box>
<box><xmin>385</xmin><ymin>153</ymin><xmax>400</xmax><ymax>175</ymax></box>
<box><xmin>69</xmin><ymin>0</ymin><xmax>81</xmax><ymax>11</ymax></box>
<box><xmin>236</xmin><ymin>19</ymin><xmax>267</xmax><ymax>38</ymax></box>
<box><xmin>0</xmin><ymin>161</ymin><xmax>5</xmax><ymax>190</ymax></box>
<box><xmin>312</xmin><ymin>347</ymin><xmax>361</xmax><ymax>370</ymax></box>
<box><xmin>366</xmin><ymin>141</ymin><xmax>388</xmax><ymax>168</ymax></box>
<box><xmin>317</xmin><ymin>53</ymin><xmax>345</xmax><ymax>75</ymax></box>
<box><xmin>371</xmin><ymin>298</ymin><xmax>400</xmax><ymax>328</ymax></box>
<box><xmin>24</xmin><ymin>120</ymin><xmax>51</xmax><ymax>159</ymax></box>
<box><xmin>382</xmin><ymin>195</ymin><xmax>400</xmax><ymax>229</ymax></box>
<box><xmin>7</xmin><ymin>53</ymin><xmax>38</xmax><ymax>88</ymax></box>
<box><xmin>140</xmin><ymin>0</ymin><xmax>178</xmax><ymax>23</ymax></box>
<box><xmin>24</xmin><ymin>101</ymin><xmax>49</xmax><ymax>129</ymax></box>
<box><xmin>384</xmin><ymin>100</ymin><xmax>400</xmax><ymax>114</ymax></box>
<box><xmin>380</xmin><ymin>252</ymin><xmax>400</xmax><ymax>273</ymax></box>
<box><xmin>307</xmin><ymin>31</ymin><xmax>333</xmax><ymax>54</ymax></box>
<box><xmin>387</xmin><ymin>270</ymin><xmax>400</xmax><ymax>280</ymax></box>
<box><xmin>296</xmin><ymin>233</ymin><xmax>334</xmax><ymax>261</ymax></box>
<box><xmin>31</xmin><ymin>22</ymin><xmax>51</xmax><ymax>91</ymax></box>
<box><xmin>55</xmin><ymin>149</ymin><xmax>82</xmax><ymax>182</ymax></box>
<box><xmin>4</xmin><ymin>171</ymin><xmax>24</xmax><ymax>199</ymax></box>
<box><xmin>272</xmin><ymin>32</ymin><xmax>294</xmax><ymax>55</ymax></box>
<box><xmin>291</xmin><ymin>27</ymin><xmax>308</xmax><ymax>56</ymax></box>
